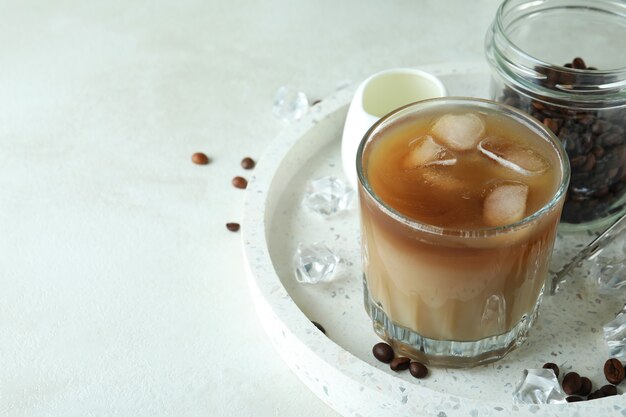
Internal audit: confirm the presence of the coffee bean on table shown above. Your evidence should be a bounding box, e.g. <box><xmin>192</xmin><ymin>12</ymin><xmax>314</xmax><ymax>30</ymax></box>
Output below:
<box><xmin>577</xmin><ymin>376</ymin><xmax>592</xmax><ymax>396</ymax></box>
<box><xmin>390</xmin><ymin>357</ymin><xmax>411</xmax><ymax>371</ymax></box>
<box><xmin>604</xmin><ymin>358</ymin><xmax>625</xmax><ymax>385</ymax></box>
<box><xmin>311</xmin><ymin>321</ymin><xmax>326</xmax><ymax>334</ymax></box>
<box><xmin>232</xmin><ymin>176</ymin><xmax>248</xmax><ymax>189</ymax></box>
<box><xmin>542</xmin><ymin>362</ymin><xmax>560</xmax><ymax>378</ymax></box>
<box><xmin>191</xmin><ymin>152</ymin><xmax>210</xmax><ymax>165</ymax></box>
<box><xmin>600</xmin><ymin>384</ymin><xmax>618</xmax><ymax>397</ymax></box>
<box><xmin>241</xmin><ymin>157</ymin><xmax>255</xmax><ymax>169</ymax></box>
<box><xmin>562</xmin><ymin>372</ymin><xmax>582</xmax><ymax>395</ymax></box>
<box><xmin>409</xmin><ymin>361</ymin><xmax>428</xmax><ymax>379</ymax></box>
<box><xmin>372</xmin><ymin>342</ymin><xmax>394</xmax><ymax>363</ymax></box>
<box><xmin>226</xmin><ymin>222</ymin><xmax>240</xmax><ymax>232</ymax></box>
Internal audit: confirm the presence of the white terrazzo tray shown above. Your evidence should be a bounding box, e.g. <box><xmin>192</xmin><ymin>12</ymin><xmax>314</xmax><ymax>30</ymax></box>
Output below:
<box><xmin>242</xmin><ymin>62</ymin><xmax>626</xmax><ymax>417</ymax></box>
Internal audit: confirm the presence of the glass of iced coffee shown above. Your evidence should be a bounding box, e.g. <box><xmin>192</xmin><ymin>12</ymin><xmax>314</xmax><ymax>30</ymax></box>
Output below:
<box><xmin>357</xmin><ymin>98</ymin><xmax>570</xmax><ymax>367</ymax></box>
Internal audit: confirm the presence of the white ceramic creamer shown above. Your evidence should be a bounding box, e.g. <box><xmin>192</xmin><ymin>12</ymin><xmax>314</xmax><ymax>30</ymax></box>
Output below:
<box><xmin>341</xmin><ymin>68</ymin><xmax>447</xmax><ymax>188</ymax></box>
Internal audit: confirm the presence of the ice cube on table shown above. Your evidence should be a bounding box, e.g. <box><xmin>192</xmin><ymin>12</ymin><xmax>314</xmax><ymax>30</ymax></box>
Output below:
<box><xmin>512</xmin><ymin>369</ymin><xmax>566</xmax><ymax>404</ymax></box>
<box><xmin>478</xmin><ymin>137</ymin><xmax>550</xmax><ymax>176</ymax></box>
<box><xmin>272</xmin><ymin>86</ymin><xmax>309</xmax><ymax>122</ymax></box>
<box><xmin>402</xmin><ymin>135</ymin><xmax>457</xmax><ymax>168</ymax></box>
<box><xmin>293</xmin><ymin>242</ymin><xmax>340</xmax><ymax>284</ymax></box>
<box><xmin>483</xmin><ymin>183</ymin><xmax>528</xmax><ymax>227</ymax></box>
<box><xmin>430</xmin><ymin>113</ymin><xmax>485</xmax><ymax>151</ymax></box>
<box><xmin>604</xmin><ymin>303</ymin><xmax>626</xmax><ymax>361</ymax></box>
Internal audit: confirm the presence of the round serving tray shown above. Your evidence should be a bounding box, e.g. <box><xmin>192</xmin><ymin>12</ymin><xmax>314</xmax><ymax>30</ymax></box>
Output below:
<box><xmin>242</xmin><ymin>62</ymin><xmax>625</xmax><ymax>417</ymax></box>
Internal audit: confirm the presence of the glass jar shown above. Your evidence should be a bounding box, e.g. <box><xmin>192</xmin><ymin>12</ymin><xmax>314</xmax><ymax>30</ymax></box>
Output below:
<box><xmin>485</xmin><ymin>0</ymin><xmax>626</xmax><ymax>229</ymax></box>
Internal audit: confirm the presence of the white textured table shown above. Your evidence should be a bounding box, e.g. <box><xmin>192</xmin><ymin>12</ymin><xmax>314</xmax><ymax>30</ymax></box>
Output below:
<box><xmin>0</xmin><ymin>1</ymin><xmax>501</xmax><ymax>416</ymax></box>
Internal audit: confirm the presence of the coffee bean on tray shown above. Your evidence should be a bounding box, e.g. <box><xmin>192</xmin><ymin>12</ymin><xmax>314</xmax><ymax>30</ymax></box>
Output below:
<box><xmin>562</xmin><ymin>372</ymin><xmax>582</xmax><ymax>395</ymax></box>
<box><xmin>542</xmin><ymin>362</ymin><xmax>560</xmax><ymax>378</ymax></box>
<box><xmin>566</xmin><ymin>395</ymin><xmax>584</xmax><ymax>402</ymax></box>
<box><xmin>372</xmin><ymin>342</ymin><xmax>394</xmax><ymax>363</ymax></box>
<box><xmin>390</xmin><ymin>357</ymin><xmax>410</xmax><ymax>371</ymax></box>
<box><xmin>191</xmin><ymin>152</ymin><xmax>210</xmax><ymax>165</ymax></box>
<box><xmin>241</xmin><ymin>157</ymin><xmax>255</xmax><ymax>170</ymax></box>
<box><xmin>587</xmin><ymin>390</ymin><xmax>601</xmax><ymax>400</ymax></box>
<box><xmin>409</xmin><ymin>361</ymin><xmax>428</xmax><ymax>379</ymax></box>
<box><xmin>226</xmin><ymin>222</ymin><xmax>240</xmax><ymax>232</ymax></box>
<box><xmin>577</xmin><ymin>376</ymin><xmax>592</xmax><ymax>396</ymax></box>
<box><xmin>599</xmin><ymin>384</ymin><xmax>618</xmax><ymax>396</ymax></box>
<box><xmin>232</xmin><ymin>176</ymin><xmax>248</xmax><ymax>189</ymax></box>
<box><xmin>604</xmin><ymin>358</ymin><xmax>625</xmax><ymax>385</ymax></box>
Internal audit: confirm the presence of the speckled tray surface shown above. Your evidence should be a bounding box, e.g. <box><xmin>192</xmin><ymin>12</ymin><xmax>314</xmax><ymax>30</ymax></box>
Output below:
<box><xmin>242</xmin><ymin>62</ymin><xmax>626</xmax><ymax>417</ymax></box>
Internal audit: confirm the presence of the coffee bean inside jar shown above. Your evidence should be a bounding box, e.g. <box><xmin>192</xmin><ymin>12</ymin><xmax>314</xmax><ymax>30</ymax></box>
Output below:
<box><xmin>485</xmin><ymin>0</ymin><xmax>626</xmax><ymax>228</ymax></box>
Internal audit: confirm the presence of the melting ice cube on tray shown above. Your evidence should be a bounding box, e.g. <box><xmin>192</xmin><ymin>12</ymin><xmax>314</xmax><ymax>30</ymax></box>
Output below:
<box><xmin>512</xmin><ymin>368</ymin><xmax>566</xmax><ymax>404</ymax></box>
<box><xmin>293</xmin><ymin>242</ymin><xmax>340</xmax><ymax>284</ymax></box>
<box><xmin>302</xmin><ymin>176</ymin><xmax>353</xmax><ymax>218</ymax></box>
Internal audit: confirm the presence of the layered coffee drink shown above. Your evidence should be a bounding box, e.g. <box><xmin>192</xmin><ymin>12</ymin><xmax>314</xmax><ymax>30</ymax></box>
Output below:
<box><xmin>357</xmin><ymin>98</ymin><xmax>569</xmax><ymax>367</ymax></box>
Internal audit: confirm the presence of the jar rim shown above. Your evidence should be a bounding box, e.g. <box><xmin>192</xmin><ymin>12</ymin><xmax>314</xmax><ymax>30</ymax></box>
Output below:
<box><xmin>487</xmin><ymin>0</ymin><xmax>626</xmax><ymax>104</ymax></box>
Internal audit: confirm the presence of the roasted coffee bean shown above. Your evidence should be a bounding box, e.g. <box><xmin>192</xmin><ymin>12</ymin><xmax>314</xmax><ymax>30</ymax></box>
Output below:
<box><xmin>571</xmin><ymin>155</ymin><xmax>587</xmax><ymax>168</ymax></box>
<box><xmin>409</xmin><ymin>361</ymin><xmax>428</xmax><ymax>379</ymax></box>
<box><xmin>601</xmin><ymin>132</ymin><xmax>623</xmax><ymax>147</ymax></box>
<box><xmin>587</xmin><ymin>390</ymin><xmax>602</xmax><ymax>400</ymax></box>
<box><xmin>531</xmin><ymin>101</ymin><xmax>545</xmax><ymax>110</ymax></box>
<box><xmin>592</xmin><ymin>146</ymin><xmax>605</xmax><ymax>158</ymax></box>
<box><xmin>191</xmin><ymin>152</ymin><xmax>210</xmax><ymax>165</ymax></box>
<box><xmin>232</xmin><ymin>176</ymin><xmax>248</xmax><ymax>189</ymax></box>
<box><xmin>563</xmin><ymin>372</ymin><xmax>582</xmax><ymax>395</ymax></box>
<box><xmin>566</xmin><ymin>395</ymin><xmax>584</xmax><ymax>402</ymax></box>
<box><xmin>577</xmin><ymin>376</ymin><xmax>592</xmax><ymax>396</ymax></box>
<box><xmin>372</xmin><ymin>342</ymin><xmax>394</xmax><ymax>363</ymax></box>
<box><xmin>311</xmin><ymin>321</ymin><xmax>326</xmax><ymax>334</ymax></box>
<box><xmin>583</xmin><ymin>154</ymin><xmax>596</xmax><ymax>172</ymax></box>
<box><xmin>390</xmin><ymin>357</ymin><xmax>411</xmax><ymax>371</ymax></box>
<box><xmin>600</xmin><ymin>384</ymin><xmax>618</xmax><ymax>396</ymax></box>
<box><xmin>604</xmin><ymin>358</ymin><xmax>625</xmax><ymax>385</ymax></box>
<box><xmin>592</xmin><ymin>120</ymin><xmax>612</xmax><ymax>134</ymax></box>
<box><xmin>241</xmin><ymin>157</ymin><xmax>256</xmax><ymax>170</ymax></box>
<box><xmin>226</xmin><ymin>222</ymin><xmax>240</xmax><ymax>232</ymax></box>
<box><xmin>543</xmin><ymin>118</ymin><xmax>560</xmax><ymax>134</ymax></box>
<box><xmin>598</xmin><ymin>384</ymin><xmax>617</xmax><ymax>397</ymax></box>
<box><xmin>572</xmin><ymin>57</ymin><xmax>587</xmax><ymax>69</ymax></box>
<box><xmin>542</xmin><ymin>362</ymin><xmax>560</xmax><ymax>378</ymax></box>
